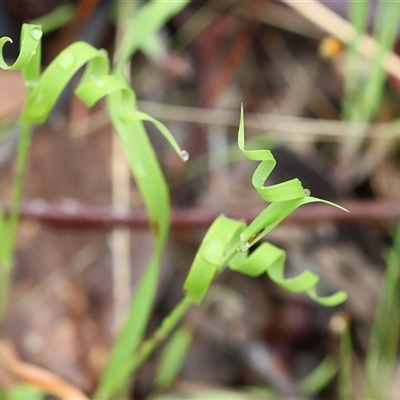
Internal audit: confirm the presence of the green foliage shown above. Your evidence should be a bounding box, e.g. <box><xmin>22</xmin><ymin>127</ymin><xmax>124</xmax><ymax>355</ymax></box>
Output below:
<box><xmin>338</xmin><ymin>318</ymin><xmax>353</xmax><ymax>400</ymax></box>
<box><xmin>0</xmin><ymin>3</ymin><xmax>348</xmax><ymax>398</ymax></box>
<box><xmin>5</xmin><ymin>385</ymin><xmax>45</xmax><ymax>400</ymax></box>
<box><xmin>0</xmin><ymin>2</ymin><xmax>189</xmax><ymax>396</ymax></box>
<box><xmin>364</xmin><ymin>226</ymin><xmax>400</xmax><ymax>398</ymax></box>
<box><xmin>341</xmin><ymin>0</ymin><xmax>400</xmax><ymax>162</ymax></box>
<box><xmin>308</xmin><ymin>227</ymin><xmax>400</xmax><ymax>399</ymax></box>
<box><xmin>300</xmin><ymin>357</ymin><xmax>338</xmax><ymax>396</ymax></box>
<box><xmin>344</xmin><ymin>0</ymin><xmax>400</xmax><ymax>121</ymax></box>
<box><xmin>155</xmin><ymin>326</ymin><xmax>193</xmax><ymax>389</ymax></box>
<box><xmin>183</xmin><ymin>107</ymin><xmax>347</xmax><ymax>307</ymax></box>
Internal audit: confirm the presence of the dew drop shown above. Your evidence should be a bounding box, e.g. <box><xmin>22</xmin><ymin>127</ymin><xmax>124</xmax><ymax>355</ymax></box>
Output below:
<box><xmin>21</xmin><ymin>40</ymin><xmax>25</xmax><ymax>45</ymax></box>
<box><xmin>304</xmin><ymin>188</ymin><xmax>311</xmax><ymax>196</ymax></box>
<box><xmin>239</xmin><ymin>242</ymin><xmax>250</xmax><ymax>252</ymax></box>
<box><xmin>58</xmin><ymin>53</ymin><xmax>75</xmax><ymax>70</ymax></box>
<box><xmin>25</xmin><ymin>80</ymin><xmax>38</xmax><ymax>88</ymax></box>
<box><xmin>30</xmin><ymin>49</ymin><xmax>36</xmax><ymax>56</ymax></box>
<box><xmin>180</xmin><ymin>150</ymin><xmax>189</xmax><ymax>162</ymax></box>
<box><xmin>97</xmin><ymin>80</ymin><xmax>106</xmax><ymax>87</ymax></box>
<box><xmin>30</xmin><ymin>28</ymin><xmax>43</xmax><ymax>41</ymax></box>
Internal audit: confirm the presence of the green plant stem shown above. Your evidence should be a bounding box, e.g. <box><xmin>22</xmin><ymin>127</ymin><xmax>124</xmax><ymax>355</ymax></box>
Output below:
<box><xmin>95</xmin><ymin>238</ymin><xmax>242</xmax><ymax>399</ymax></box>
<box><xmin>0</xmin><ymin>125</ymin><xmax>31</xmax><ymax>324</ymax></box>
<box><xmin>135</xmin><ymin>240</ymin><xmax>241</xmax><ymax>362</ymax></box>
<box><xmin>130</xmin><ymin>242</ymin><xmax>241</xmax><ymax>368</ymax></box>
<box><xmin>131</xmin><ymin>296</ymin><xmax>193</xmax><ymax>372</ymax></box>
<box><xmin>9</xmin><ymin>124</ymin><xmax>32</xmax><ymax>240</ymax></box>
<box><xmin>339</xmin><ymin>323</ymin><xmax>352</xmax><ymax>400</ymax></box>
<box><xmin>365</xmin><ymin>226</ymin><xmax>400</xmax><ymax>398</ymax></box>
<box><xmin>0</xmin><ymin>123</ymin><xmax>32</xmax><ymax>325</ymax></box>
<box><xmin>94</xmin><ymin>296</ymin><xmax>194</xmax><ymax>400</ymax></box>
<box><xmin>0</xmin><ymin>260</ymin><xmax>11</xmax><ymax>329</ymax></box>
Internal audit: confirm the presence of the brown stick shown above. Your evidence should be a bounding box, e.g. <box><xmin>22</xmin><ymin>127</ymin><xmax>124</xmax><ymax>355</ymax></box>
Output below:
<box><xmin>1</xmin><ymin>199</ymin><xmax>399</xmax><ymax>228</ymax></box>
<box><xmin>0</xmin><ymin>341</ymin><xmax>89</xmax><ymax>400</ymax></box>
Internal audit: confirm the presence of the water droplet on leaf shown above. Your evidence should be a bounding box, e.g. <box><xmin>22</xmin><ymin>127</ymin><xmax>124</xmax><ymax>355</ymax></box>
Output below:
<box><xmin>239</xmin><ymin>242</ymin><xmax>250</xmax><ymax>252</ymax></box>
<box><xmin>30</xmin><ymin>28</ymin><xmax>42</xmax><ymax>41</ymax></box>
<box><xmin>25</xmin><ymin>80</ymin><xmax>37</xmax><ymax>88</ymax></box>
<box><xmin>180</xmin><ymin>150</ymin><xmax>189</xmax><ymax>162</ymax></box>
<box><xmin>304</xmin><ymin>188</ymin><xmax>311</xmax><ymax>196</ymax></box>
<box><xmin>97</xmin><ymin>80</ymin><xmax>105</xmax><ymax>87</ymax></box>
<box><xmin>58</xmin><ymin>53</ymin><xmax>75</xmax><ymax>70</ymax></box>
<box><xmin>30</xmin><ymin>50</ymin><xmax>36</xmax><ymax>56</ymax></box>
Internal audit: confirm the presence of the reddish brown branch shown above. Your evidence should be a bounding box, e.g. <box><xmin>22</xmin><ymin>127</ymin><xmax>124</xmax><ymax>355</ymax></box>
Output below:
<box><xmin>1</xmin><ymin>199</ymin><xmax>399</xmax><ymax>229</ymax></box>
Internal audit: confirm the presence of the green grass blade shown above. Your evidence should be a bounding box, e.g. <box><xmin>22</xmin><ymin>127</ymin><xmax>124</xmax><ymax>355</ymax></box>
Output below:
<box><xmin>0</xmin><ymin>204</ymin><xmax>5</xmax><ymax>263</ymax></box>
<box><xmin>359</xmin><ymin>1</ymin><xmax>400</xmax><ymax>120</ymax></box>
<box><xmin>88</xmin><ymin>3</ymin><xmax>190</xmax><ymax>396</ymax></box>
<box><xmin>79</xmin><ymin>53</ymin><xmax>184</xmax><ymax>400</ymax></box>
<box><xmin>78</xmin><ymin>74</ymin><xmax>186</xmax><ymax>398</ymax></box>
<box><xmin>30</xmin><ymin>3</ymin><xmax>75</xmax><ymax>35</ymax></box>
<box><xmin>154</xmin><ymin>326</ymin><xmax>192</xmax><ymax>389</ymax></box>
<box><xmin>95</xmin><ymin>297</ymin><xmax>193</xmax><ymax>399</ymax></box>
<box><xmin>119</xmin><ymin>110</ymin><xmax>186</xmax><ymax>157</ymax></box>
<box><xmin>95</xmin><ymin>253</ymin><xmax>161</xmax><ymax>399</ymax></box>
<box><xmin>0</xmin><ymin>22</ymin><xmax>187</xmax><ymax>398</ymax></box>
<box><xmin>94</xmin><ymin>91</ymin><xmax>175</xmax><ymax>398</ymax></box>
<box><xmin>6</xmin><ymin>385</ymin><xmax>45</xmax><ymax>400</ymax></box>
<box><xmin>341</xmin><ymin>0</ymin><xmax>400</xmax><ymax>161</ymax></box>
<box><xmin>342</xmin><ymin>0</ymin><xmax>370</xmax><ymax>120</ymax></box>
<box><xmin>233</xmin><ymin>106</ymin><xmax>347</xmax><ymax>306</ymax></box>
<box><xmin>364</xmin><ymin>226</ymin><xmax>400</xmax><ymax>398</ymax></box>
<box><xmin>338</xmin><ymin>317</ymin><xmax>353</xmax><ymax>400</ymax></box>
<box><xmin>20</xmin><ymin>41</ymin><xmax>109</xmax><ymax>124</ymax></box>
<box><xmin>300</xmin><ymin>357</ymin><xmax>338</xmax><ymax>395</ymax></box>
<box><xmin>183</xmin><ymin>215</ymin><xmax>245</xmax><ymax>304</ymax></box>
<box><xmin>238</xmin><ymin>104</ymin><xmax>348</xmax><ymax>242</ymax></box>
<box><xmin>95</xmin><ymin>4</ymin><xmax>190</xmax><ymax>394</ymax></box>
<box><xmin>115</xmin><ymin>0</ymin><xmax>190</xmax><ymax>76</ymax></box>
<box><xmin>229</xmin><ymin>239</ymin><xmax>346</xmax><ymax>306</ymax></box>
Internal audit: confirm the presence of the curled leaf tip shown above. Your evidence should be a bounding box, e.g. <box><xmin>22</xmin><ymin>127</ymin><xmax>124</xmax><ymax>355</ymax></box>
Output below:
<box><xmin>234</xmin><ymin>107</ymin><xmax>348</xmax><ymax>306</ymax></box>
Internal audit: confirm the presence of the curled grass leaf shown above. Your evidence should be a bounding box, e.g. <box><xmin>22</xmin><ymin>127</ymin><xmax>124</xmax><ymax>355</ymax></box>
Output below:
<box><xmin>237</xmin><ymin>105</ymin><xmax>347</xmax><ymax>305</ymax></box>
<box><xmin>229</xmin><ymin>242</ymin><xmax>347</xmax><ymax>306</ymax></box>
<box><xmin>238</xmin><ymin>104</ymin><xmax>348</xmax><ymax>247</ymax></box>
<box><xmin>184</xmin><ymin>107</ymin><xmax>347</xmax><ymax>307</ymax></box>
<box><xmin>20</xmin><ymin>42</ymin><xmax>109</xmax><ymax>124</ymax></box>
<box><xmin>0</xmin><ymin>24</ymin><xmax>41</xmax><ymax>71</ymax></box>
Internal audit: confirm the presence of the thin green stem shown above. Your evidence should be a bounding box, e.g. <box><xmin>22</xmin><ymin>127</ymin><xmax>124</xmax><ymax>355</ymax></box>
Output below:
<box><xmin>221</xmin><ymin>241</ymin><xmax>241</xmax><ymax>267</ymax></box>
<box><xmin>0</xmin><ymin>123</ymin><xmax>32</xmax><ymax>324</ymax></box>
<box><xmin>131</xmin><ymin>296</ymin><xmax>193</xmax><ymax>371</ymax></box>
<box><xmin>9</xmin><ymin>124</ymin><xmax>32</xmax><ymax>250</ymax></box>
<box><xmin>93</xmin><ymin>296</ymin><xmax>193</xmax><ymax>400</ymax></box>
<box><xmin>129</xmin><ymin>243</ymin><xmax>240</xmax><ymax>370</ymax></box>
<box><xmin>339</xmin><ymin>322</ymin><xmax>352</xmax><ymax>400</ymax></box>
<box><xmin>94</xmin><ymin>235</ymin><xmax>242</xmax><ymax>400</ymax></box>
<box><xmin>125</xmin><ymin>243</ymin><xmax>240</xmax><ymax>372</ymax></box>
<box><xmin>0</xmin><ymin>260</ymin><xmax>11</xmax><ymax>329</ymax></box>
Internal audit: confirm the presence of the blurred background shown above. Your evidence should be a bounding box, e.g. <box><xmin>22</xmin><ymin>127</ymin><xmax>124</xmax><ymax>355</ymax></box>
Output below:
<box><xmin>0</xmin><ymin>0</ymin><xmax>400</xmax><ymax>399</ymax></box>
